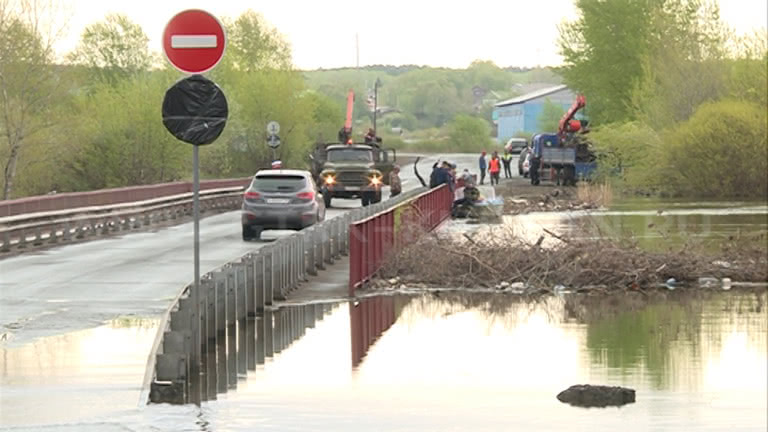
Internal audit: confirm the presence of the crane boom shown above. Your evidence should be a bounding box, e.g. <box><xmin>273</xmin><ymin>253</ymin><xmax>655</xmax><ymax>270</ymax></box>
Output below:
<box><xmin>558</xmin><ymin>94</ymin><xmax>586</xmax><ymax>140</ymax></box>
<box><xmin>344</xmin><ymin>89</ymin><xmax>355</xmax><ymax>132</ymax></box>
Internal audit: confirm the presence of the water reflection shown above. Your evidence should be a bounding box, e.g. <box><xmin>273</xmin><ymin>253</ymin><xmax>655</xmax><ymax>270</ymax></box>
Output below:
<box><xmin>0</xmin><ymin>318</ymin><xmax>160</xmax><ymax>428</ymax></box>
<box><xmin>500</xmin><ymin>199</ymin><xmax>767</xmax><ymax>249</ymax></box>
<box><xmin>201</xmin><ymin>291</ymin><xmax>766</xmax><ymax>431</ymax></box>
<box><xmin>3</xmin><ymin>292</ymin><xmax>765</xmax><ymax>431</ymax></box>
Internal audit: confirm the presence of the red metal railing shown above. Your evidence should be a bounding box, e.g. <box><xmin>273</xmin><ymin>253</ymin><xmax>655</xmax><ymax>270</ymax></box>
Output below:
<box><xmin>0</xmin><ymin>178</ymin><xmax>251</xmax><ymax>218</ymax></box>
<box><xmin>349</xmin><ymin>296</ymin><xmax>397</xmax><ymax>367</ymax></box>
<box><xmin>348</xmin><ymin>185</ymin><xmax>453</xmax><ymax>295</ymax></box>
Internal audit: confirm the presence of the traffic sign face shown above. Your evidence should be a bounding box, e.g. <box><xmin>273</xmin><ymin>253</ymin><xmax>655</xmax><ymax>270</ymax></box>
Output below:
<box><xmin>267</xmin><ymin>121</ymin><xmax>280</xmax><ymax>135</ymax></box>
<box><xmin>267</xmin><ymin>135</ymin><xmax>281</xmax><ymax>149</ymax></box>
<box><xmin>163</xmin><ymin>9</ymin><xmax>226</xmax><ymax>74</ymax></box>
<box><xmin>162</xmin><ymin>75</ymin><xmax>228</xmax><ymax>146</ymax></box>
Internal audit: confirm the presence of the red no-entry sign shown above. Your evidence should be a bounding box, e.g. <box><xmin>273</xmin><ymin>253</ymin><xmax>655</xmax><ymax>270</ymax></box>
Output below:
<box><xmin>162</xmin><ymin>9</ymin><xmax>226</xmax><ymax>74</ymax></box>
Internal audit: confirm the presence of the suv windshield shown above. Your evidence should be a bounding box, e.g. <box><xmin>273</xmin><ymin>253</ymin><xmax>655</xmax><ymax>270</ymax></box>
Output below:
<box><xmin>252</xmin><ymin>175</ymin><xmax>306</xmax><ymax>192</ymax></box>
<box><xmin>327</xmin><ymin>148</ymin><xmax>373</xmax><ymax>162</ymax></box>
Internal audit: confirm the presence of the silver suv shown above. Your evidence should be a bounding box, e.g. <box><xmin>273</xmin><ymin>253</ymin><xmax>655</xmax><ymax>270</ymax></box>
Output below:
<box><xmin>241</xmin><ymin>169</ymin><xmax>326</xmax><ymax>241</ymax></box>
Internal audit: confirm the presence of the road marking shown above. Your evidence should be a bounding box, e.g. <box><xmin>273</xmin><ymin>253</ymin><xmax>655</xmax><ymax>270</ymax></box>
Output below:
<box><xmin>171</xmin><ymin>35</ymin><xmax>217</xmax><ymax>49</ymax></box>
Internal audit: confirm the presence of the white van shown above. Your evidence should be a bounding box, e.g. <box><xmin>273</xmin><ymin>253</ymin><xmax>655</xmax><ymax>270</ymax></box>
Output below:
<box><xmin>504</xmin><ymin>137</ymin><xmax>527</xmax><ymax>154</ymax></box>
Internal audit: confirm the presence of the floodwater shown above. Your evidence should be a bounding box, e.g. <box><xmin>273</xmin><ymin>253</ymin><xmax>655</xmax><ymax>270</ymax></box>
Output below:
<box><xmin>3</xmin><ymin>292</ymin><xmax>766</xmax><ymax>431</ymax></box>
<box><xmin>497</xmin><ymin>197</ymin><xmax>768</xmax><ymax>248</ymax></box>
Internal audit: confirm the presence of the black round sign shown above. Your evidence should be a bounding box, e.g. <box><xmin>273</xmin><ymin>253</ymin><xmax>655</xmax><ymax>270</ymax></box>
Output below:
<box><xmin>162</xmin><ymin>74</ymin><xmax>228</xmax><ymax>146</ymax></box>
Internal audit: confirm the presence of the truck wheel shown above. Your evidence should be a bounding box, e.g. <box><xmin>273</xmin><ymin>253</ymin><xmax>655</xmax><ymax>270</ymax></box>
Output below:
<box><xmin>361</xmin><ymin>192</ymin><xmax>371</xmax><ymax>207</ymax></box>
<box><xmin>372</xmin><ymin>191</ymin><xmax>382</xmax><ymax>204</ymax></box>
<box><xmin>564</xmin><ymin>166</ymin><xmax>576</xmax><ymax>186</ymax></box>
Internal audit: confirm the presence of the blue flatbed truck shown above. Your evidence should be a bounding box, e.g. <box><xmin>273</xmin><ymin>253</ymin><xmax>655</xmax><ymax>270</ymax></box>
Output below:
<box><xmin>532</xmin><ymin>95</ymin><xmax>597</xmax><ymax>185</ymax></box>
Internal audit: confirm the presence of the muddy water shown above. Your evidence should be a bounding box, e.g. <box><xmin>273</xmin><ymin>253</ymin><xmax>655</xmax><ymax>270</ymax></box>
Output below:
<box><xmin>1</xmin><ymin>292</ymin><xmax>765</xmax><ymax>431</ymax></box>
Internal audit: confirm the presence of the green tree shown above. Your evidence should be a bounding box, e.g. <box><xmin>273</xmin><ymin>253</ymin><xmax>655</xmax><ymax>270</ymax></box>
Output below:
<box><xmin>0</xmin><ymin>1</ymin><xmax>63</xmax><ymax>199</ymax></box>
<box><xmin>446</xmin><ymin>114</ymin><xmax>492</xmax><ymax>152</ymax></box>
<box><xmin>629</xmin><ymin>0</ymin><xmax>729</xmax><ymax>129</ymax></box>
<box><xmin>727</xmin><ymin>30</ymin><xmax>767</xmax><ymax>107</ymax></box>
<box><xmin>559</xmin><ymin>0</ymin><xmax>729</xmax><ymax>127</ymax></box>
<box><xmin>66</xmin><ymin>72</ymin><xmax>188</xmax><ymax>189</ymax></box>
<box><xmin>537</xmin><ymin>99</ymin><xmax>565</xmax><ymax>132</ymax></box>
<box><xmin>68</xmin><ymin>14</ymin><xmax>153</xmax><ymax>84</ymax></box>
<box><xmin>221</xmin><ymin>10</ymin><xmax>291</xmax><ymax>73</ymax></box>
<box><xmin>558</xmin><ymin>0</ymin><xmax>653</xmax><ymax>124</ymax></box>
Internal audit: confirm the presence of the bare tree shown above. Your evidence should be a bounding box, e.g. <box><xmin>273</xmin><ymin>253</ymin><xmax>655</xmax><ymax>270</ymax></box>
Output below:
<box><xmin>0</xmin><ymin>0</ymin><xmax>67</xmax><ymax>199</ymax></box>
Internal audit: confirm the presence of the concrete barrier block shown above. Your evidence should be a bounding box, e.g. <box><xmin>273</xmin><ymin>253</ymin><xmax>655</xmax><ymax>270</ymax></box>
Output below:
<box><xmin>150</xmin><ymin>381</ymin><xmax>186</xmax><ymax>405</ymax></box>
<box><xmin>244</xmin><ymin>257</ymin><xmax>256</xmax><ymax>317</ymax></box>
<box><xmin>264</xmin><ymin>252</ymin><xmax>273</xmax><ymax>306</ymax></box>
<box><xmin>156</xmin><ymin>353</ymin><xmax>187</xmax><ymax>382</ymax></box>
<box><xmin>254</xmin><ymin>254</ymin><xmax>265</xmax><ymax>313</ymax></box>
<box><xmin>226</xmin><ymin>269</ymin><xmax>236</xmax><ymax>325</ymax></box>
<box><xmin>234</xmin><ymin>263</ymin><xmax>247</xmax><ymax>320</ymax></box>
<box><xmin>163</xmin><ymin>330</ymin><xmax>191</xmax><ymax>354</ymax></box>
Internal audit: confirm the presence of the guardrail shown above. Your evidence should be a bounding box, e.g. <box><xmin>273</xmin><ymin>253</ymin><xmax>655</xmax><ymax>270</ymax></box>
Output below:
<box><xmin>0</xmin><ymin>178</ymin><xmax>251</xmax><ymax>217</ymax></box>
<box><xmin>348</xmin><ymin>184</ymin><xmax>453</xmax><ymax>295</ymax></box>
<box><xmin>0</xmin><ymin>185</ymin><xmax>248</xmax><ymax>253</ymax></box>
<box><xmin>148</xmin><ymin>187</ymin><xmax>428</xmax><ymax>404</ymax></box>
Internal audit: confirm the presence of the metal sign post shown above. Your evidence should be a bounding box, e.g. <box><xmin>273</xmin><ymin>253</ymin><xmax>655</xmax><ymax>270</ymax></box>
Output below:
<box><xmin>267</xmin><ymin>121</ymin><xmax>281</xmax><ymax>163</ymax></box>
<box><xmin>162</xmin><ymin>10</ymin><xmax>228</xmax><ymax>400</ymax></box>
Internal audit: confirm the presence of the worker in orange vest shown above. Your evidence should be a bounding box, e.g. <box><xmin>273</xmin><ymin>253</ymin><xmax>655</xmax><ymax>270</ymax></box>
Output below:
<box><xmin>488</xmin><ymin>151</ymin><xmax>501</xmax><ymax>186</ymax></box>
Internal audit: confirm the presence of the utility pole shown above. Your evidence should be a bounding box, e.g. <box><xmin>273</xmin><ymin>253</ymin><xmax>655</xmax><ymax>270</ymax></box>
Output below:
<box><xmin>373</xmin><ymin>78</ymin><xmax>381</xmax><ymax>135</ymax></box>
<box><xmin>355</xmin><ymin>33</ymin><xmax>360</xmax><ymax>68</ymax></box>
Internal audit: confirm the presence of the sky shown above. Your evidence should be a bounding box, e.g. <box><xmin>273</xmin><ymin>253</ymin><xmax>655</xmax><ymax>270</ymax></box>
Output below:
<box><xmin>51</xmin><ymin>0</ymin><xmax>768</xmax><ymax>70</ymax></box>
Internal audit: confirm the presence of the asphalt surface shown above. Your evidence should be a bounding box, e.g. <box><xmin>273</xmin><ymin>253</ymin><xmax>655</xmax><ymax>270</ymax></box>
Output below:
<box><xmin>0</xmin><ymin>153</ymin><xmax>486</xmax><ymax>346</ymax></box>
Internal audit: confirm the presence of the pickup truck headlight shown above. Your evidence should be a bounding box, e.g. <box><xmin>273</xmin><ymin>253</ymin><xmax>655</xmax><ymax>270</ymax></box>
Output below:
<box><xmin>369</xmin><ymin>175</ymin><xmax>382</xmax><ymax>186</ymax></box>
<box><xmin>324</xmin><ymin>175</ymin><xmax>336</xmax><ymax>185</ymax></box>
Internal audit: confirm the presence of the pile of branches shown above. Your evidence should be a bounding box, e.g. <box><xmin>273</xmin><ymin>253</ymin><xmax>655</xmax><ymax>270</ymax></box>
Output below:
<box><xmin>375</xmin><ymin>228</ymin><xmax>768</xmax><ymax>293</ymax></box>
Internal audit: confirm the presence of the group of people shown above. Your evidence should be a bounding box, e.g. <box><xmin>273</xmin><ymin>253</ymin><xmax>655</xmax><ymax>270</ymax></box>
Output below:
<box><xmin>429</xmin><ymin>160</ymin><xmax>457</xmax><ymax>191</ymax></box>
<box><xmin>477</xmin><ymin>150</ymin><xmax>515</xmax><ymax>185</ymax></box>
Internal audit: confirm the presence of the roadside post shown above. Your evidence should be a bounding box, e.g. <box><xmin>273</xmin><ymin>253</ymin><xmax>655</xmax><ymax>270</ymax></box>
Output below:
<box><xmin>161</xmin><ymin>9</ymin><xmax>228</xmax><ymax>405</ymax></box>
<box><xmin>266</xmin><ymin>121</ymin><xmax>281</xmax><ymax>162</ymax></box>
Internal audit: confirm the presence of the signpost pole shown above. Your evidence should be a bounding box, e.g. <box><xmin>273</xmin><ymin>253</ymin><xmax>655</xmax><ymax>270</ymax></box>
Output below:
<box><xmin>191</xmin><ymin>144</ymin><xmax>201</xmax><ymax>405</ymax></box>
<box><xmin>162</xmin><ymin>9</ymin><xmax>228</xmax><ymax>406</ymax></box>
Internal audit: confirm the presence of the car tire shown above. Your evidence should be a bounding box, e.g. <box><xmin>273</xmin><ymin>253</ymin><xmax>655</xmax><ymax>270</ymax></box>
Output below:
<box><xmin>242</xmin><ymin>225</ymin><xmax>256</xmax><ymax>241</ymax></box>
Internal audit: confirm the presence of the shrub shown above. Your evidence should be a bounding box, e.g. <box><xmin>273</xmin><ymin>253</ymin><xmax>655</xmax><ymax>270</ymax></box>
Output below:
<box><xmin>659</xmin><ymin>100</ymin><xmax>767</xmax><ymax>198</ymax></box>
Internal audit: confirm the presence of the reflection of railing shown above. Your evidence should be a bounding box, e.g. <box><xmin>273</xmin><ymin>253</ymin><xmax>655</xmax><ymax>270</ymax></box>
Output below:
<box><xmin>148</xmin><ymin>188</ymin><xmax>428</xmax><ymax>405</ymax></box>
<box><xmin>349</xmin><ymin>185</ymin><xmax>453</xmax><ymax>295</ymax></box>
<box><xmin>349</xmin><ymin>296</ymin><xmax>412</xmax><ymax>367</ymax></box>
<box><xmin>150</xmin><ymin>302</ymin><xmax>339</xmax><ymax>404</ymax></box>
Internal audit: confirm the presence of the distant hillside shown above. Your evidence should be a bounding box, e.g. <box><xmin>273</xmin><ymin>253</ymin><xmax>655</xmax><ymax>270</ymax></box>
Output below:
<box><xmin>302</xmin><ymin>64</ymin><xmax>562</xmax><ymax>132</ymax></box>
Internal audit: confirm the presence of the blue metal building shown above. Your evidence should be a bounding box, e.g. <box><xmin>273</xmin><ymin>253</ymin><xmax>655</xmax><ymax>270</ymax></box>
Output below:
<box><xmin>492</xmin><ymin>84</ymin><xmax>575</xmax><ymax>144</ymax></box>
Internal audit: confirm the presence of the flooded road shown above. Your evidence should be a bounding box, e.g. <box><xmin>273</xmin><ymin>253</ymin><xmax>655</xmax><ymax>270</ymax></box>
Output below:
<box><xmin>4</xmin><ymin>292</ymin><xmax>764</xmax><ymax>431</ymax></box>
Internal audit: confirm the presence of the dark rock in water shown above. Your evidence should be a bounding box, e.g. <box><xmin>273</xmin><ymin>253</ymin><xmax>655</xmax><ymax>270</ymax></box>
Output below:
<box><xmin>557</xmin><ymin>384</ymin><xmax>636</xmax><ymax>408</ymax></box>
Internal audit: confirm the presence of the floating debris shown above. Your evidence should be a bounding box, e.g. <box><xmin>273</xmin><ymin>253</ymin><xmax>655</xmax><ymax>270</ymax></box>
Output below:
<box><xmin>557</xmin><ymin>384</ymin><xmax>636</xmax><ymax>408</ymax></box>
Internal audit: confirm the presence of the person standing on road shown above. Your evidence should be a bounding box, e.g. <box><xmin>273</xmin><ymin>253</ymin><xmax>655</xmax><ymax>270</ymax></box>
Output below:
<box><xmin>478</xmin><ymin>151</ymin><xmax>487</xmax><ymax>185</ymax></box>
<box><xmin>389</xmin><ymin>165</ymin><xmax>402</xmax><ymax>197</ymax></box>
<box><xmin>530</xmin><ymin>138</ymin><xmax>542</xmax><ymax>186</ymax></box>
<box><xmin>489</xmin><ymin>151</ymin><xmax>501</xmax><ymax>186</ymax></box>
<box><xmin>501</xmin><ymin>149</ymin><xmax>513</xmax><ymax>179</ymax></box>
